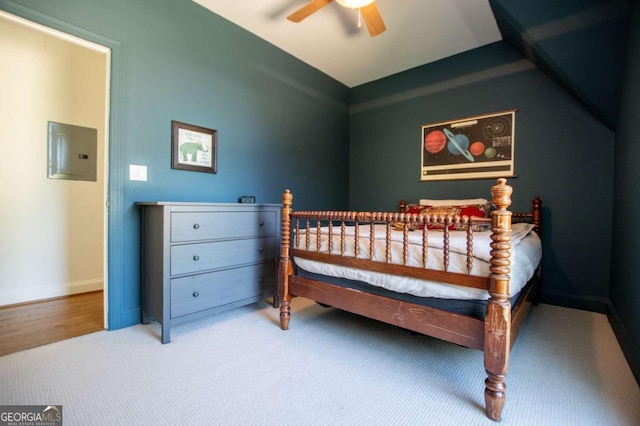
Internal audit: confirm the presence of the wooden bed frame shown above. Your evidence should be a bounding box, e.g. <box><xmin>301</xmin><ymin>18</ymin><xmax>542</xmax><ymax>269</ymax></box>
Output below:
<box><xmin>277</xmin><ymin>178</ymin><xmax>542</xmax><ymax>421</ymax></box>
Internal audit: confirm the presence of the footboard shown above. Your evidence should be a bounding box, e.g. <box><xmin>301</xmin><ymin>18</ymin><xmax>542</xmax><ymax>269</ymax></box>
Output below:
<box><xmin>279</xmin><ymin>179</ymin><xmax>516</xmax><ymax>310</ymax></box>
<box><xmin>277</xmin><ymin>178</ymin><xmax>542</xmax><ymax>422</ymax></box>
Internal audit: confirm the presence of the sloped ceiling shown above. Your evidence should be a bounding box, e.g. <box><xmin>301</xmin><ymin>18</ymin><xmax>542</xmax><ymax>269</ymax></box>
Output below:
<box><xmin>489</xmin><ymin>0</ymin><xmax>633</xmax><ymax>130</ymax></box>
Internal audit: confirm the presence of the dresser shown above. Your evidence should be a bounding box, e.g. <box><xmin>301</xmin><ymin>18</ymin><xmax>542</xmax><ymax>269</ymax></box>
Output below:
<box><xmin>137</xmin><ymin>202</ymin><xmax>281</xmax><ymax>343</ymax></box>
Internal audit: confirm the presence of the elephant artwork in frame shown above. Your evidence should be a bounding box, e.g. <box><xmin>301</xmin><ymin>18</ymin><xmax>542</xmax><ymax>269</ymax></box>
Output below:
<box><xmin>171</xmin><ymin>120</ymin><xmax>217</xmax><ymax>173</ymax></box>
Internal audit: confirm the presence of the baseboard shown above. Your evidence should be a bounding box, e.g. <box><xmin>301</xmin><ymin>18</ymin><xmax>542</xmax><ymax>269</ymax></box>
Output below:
<box><xmin>539</xmin><ymin>291</ymin><xmax>640</xmax><ymax>385</ymax></box>
<box><xmin>606</xmin><ymin>300</ymin><xmax>640</xmax><ymax>386</ymax></box>
<box><xmin>0</xmin><ymin>278</ymin><xmax>103</xmax><ymax>307</ymax></box>
<box><xmin>538</xmin><ymin>290</ymin><xmax>608</xmax><ymax>313</ymax></box>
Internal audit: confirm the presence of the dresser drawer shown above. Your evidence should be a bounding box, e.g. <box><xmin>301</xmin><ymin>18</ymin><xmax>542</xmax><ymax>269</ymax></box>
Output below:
<box><xmin>171</xmin><ymin>211</ymin><xmax>277</xmax><ymax>242</ymax></box>
<box><xmin>171</xmin><ymin>236</ymin><xmax>277</xmax><ymax>276</ymax></box>
<box><xmin>170</xmin><ymin>262</ymin><xmax>275</xmax><ymax>318</ymax></box>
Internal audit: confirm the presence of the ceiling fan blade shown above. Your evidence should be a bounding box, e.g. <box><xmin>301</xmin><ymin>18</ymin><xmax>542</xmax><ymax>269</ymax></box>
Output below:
<box><xmin>360</xmin><ymin>2</ymin><xmax>386</xmax><ymax>37</ymax></box>
<box><xmin>287</xmin><ymin>0</ymin><xmax>334</xmax><ymax>23</ymax></box>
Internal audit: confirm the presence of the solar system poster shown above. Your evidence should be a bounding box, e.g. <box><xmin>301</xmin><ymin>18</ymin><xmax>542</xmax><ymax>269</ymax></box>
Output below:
<box><xmin>420</xmin><ymin>110</ymin><xmax>516</xmax><ymax>181</ymax></box>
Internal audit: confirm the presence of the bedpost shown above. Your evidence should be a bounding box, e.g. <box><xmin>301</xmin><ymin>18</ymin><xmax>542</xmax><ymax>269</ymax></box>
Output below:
<box><xmin>278</xmin><ymin>190</ymin><xmax>294</xmax><ymax>330</ymax></box>
<box><xmin>484</xmin><ymin>178</ymin><xmax>513</xmax><ymax>421</ymax></box>
<box><xmin>532</xmin><ymin>196</ymin><xmax>542</xmax><ymax>235</ymax></box>
<box><xmin>399</xmin><ymin>199</ymin><xmax>407</xmax><ymax>213</ymax></box>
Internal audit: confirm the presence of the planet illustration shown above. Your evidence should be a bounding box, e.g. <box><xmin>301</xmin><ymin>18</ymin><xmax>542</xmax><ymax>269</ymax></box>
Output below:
<box><xmin>484</xmin><ymin>147</ymin><xmax>497</xmax><ymax>159</ymax></box>
<box><xmin>424</xmin><ymin>130</ymin><xmax>446</xmax><ymax>153</ymax></box>
<box><xmin>443</xmin><ymin>128</ymin><xmax>474</xmax><ymax>162</ymax></box>
<box><xmin>470</xmin><ymin>141</ymin><xmax>485</xmax><ymax>156</ymax></box>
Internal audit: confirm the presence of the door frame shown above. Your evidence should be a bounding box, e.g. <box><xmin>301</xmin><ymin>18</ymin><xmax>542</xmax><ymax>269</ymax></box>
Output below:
<box><xmin>0</xmin><ymin>3</ymin><xmax>125</xmax><ymax>329</ymax></box>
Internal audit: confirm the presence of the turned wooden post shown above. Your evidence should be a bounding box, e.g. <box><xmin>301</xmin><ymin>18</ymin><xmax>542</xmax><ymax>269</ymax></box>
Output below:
<box><xmin>278</xmin><ymin>190</ymin><xmax>294</xmax><ymax>330</ymax></box>
<box><xmin>484</xmin><ymin>178</ymin><xmax>513</xmax><ymax>421</ymax></box>
<box><xmin>399</xmin><ymin>199</ymin><xmax>407</xmax><ymax>213</ymax></box>
<box><xmin>532</xmin><ymin>196</ymin><xmax>542</xmax><ymax>235</ymax></box>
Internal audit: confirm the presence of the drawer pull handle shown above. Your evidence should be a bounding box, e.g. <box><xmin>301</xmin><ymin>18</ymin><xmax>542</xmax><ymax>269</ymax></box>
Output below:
<box><xmin>193</xmin><ymin>292</ymin><xmax>199</xmax><ymax>298</ymax></box>
<box><xmin>259</xmin><ymin>221</ymin><xmax>264</xmax><ymax>227</ymax></box>
<box><xmin>193</xmin><ymin>224</ymin><xmax>200</xmax><ymax>229</ymax></box>
<box><xmin>193</xmin><ymin>255</ymin><xmax>200</xmax><ymax>261</ymax></box>
<box><xmin>259</xmin><ymin>277</ymin><xmax>264</xmax><ymax>283</ymax></box>
<box><xmin>258</xmin><ymin>248</ymin><xmax>264</xmax><ymax>253</ymax></box>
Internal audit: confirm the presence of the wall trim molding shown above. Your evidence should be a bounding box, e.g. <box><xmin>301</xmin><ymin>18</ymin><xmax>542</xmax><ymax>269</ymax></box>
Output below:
<box><xmin>538</xmin><ymin>291</ymin><xmax>639</xmax><ymax>385</ymax></box>
<box><xmin>0</xmin><ymin>279</ymin><xmax>104</xmax><ymax>307</ymax></box>
<box><xmin>607</xmin><ymin>299</ymin><xmax>640</xmax><ymax>385</ymax></box>
<box><xmin>539</xmin><ymin>290</ymin><xmax>608</xmax><ymax>313</ymax></box>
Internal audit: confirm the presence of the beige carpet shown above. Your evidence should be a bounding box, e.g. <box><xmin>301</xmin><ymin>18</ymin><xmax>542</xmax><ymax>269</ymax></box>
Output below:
<box><xmin>1</xmin><ymin>299</ymin><xmax>638</xmax><ymax>425</ymax></box>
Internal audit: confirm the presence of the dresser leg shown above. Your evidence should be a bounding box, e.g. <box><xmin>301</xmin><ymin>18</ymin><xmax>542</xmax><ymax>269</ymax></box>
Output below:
<box><xmin>161</xmin><ymin>323</ymin><xmax>170</xmax><ymax>344</ymax></box>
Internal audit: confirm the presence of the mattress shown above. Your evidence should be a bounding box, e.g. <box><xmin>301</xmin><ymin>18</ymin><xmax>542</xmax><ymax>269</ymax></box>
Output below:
<box><xmin>293</xmin><ymin>222</ymin><xmax>542</xmax><ymax>301</ymax></box>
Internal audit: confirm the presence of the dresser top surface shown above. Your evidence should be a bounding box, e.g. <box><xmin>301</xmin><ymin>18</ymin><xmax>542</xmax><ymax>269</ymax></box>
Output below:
<box><xmin>136</xmin><ymin>202</ymin><xmax>281</xmax><ymax>207</ymax></box>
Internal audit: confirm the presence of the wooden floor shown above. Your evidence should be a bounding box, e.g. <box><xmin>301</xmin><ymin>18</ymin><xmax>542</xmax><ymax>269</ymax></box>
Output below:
<box><xmin>0</xmin><ymin>291</ymin><xmax>104</xmax><ymax>357</ymax></box>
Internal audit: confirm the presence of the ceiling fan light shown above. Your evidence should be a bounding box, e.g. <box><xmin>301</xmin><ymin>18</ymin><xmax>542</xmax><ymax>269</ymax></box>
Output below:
<box><xmin>336</xmin><ymin>0</ymin><xmax>375</xmax><ymax>10</ymax></box>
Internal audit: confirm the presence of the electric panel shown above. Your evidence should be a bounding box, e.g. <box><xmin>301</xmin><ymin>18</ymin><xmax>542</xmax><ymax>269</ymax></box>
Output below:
<box><xmin>47</xmin><ymin>121</ymin><xmax>97</xmax><ymax>181</ymax></box>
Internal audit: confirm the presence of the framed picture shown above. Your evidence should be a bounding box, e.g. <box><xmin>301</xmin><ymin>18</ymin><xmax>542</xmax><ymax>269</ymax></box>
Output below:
<box><xmin>171</xmin><ymin>120</ymin><xmax>217</xmax><ymax>173</ymax></box>
<box><xmin>420</xmin><ymin>110</ymin><xmax>516</xmax><ymax>181</ymax></box>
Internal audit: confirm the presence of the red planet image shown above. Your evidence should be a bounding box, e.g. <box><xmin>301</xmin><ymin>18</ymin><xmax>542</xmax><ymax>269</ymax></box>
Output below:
<box><xmin>470</xmin><ymin>141</ymin><xmax>485</xmax><ymax>156</ymax></box>
<box><xmin>424</xmin><ymin>130</ymin><xmax>446</xmax><ymax>153</ymax></box>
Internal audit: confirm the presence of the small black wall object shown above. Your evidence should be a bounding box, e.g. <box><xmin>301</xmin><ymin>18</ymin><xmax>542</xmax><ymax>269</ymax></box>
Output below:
<box><xmin>238</xmin><ymin>195</ymin><xmax>255</xmax><ymax>203</ymax></box>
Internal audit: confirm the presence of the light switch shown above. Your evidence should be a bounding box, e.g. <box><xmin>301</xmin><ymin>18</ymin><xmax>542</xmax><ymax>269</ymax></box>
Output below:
<box><xmin>129</xmin><ymin>164</ymin><xmax>147</xmax><ymax>181</ymax></box>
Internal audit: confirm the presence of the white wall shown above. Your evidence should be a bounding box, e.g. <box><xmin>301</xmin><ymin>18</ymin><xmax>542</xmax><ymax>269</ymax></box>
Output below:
<box><xmin>0</xmin><ymin>15</ymin><xmax>107</xmax><ymax>306</ymax></box>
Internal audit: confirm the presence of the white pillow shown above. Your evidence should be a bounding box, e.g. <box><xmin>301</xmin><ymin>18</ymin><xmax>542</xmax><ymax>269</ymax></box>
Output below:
<box><xmin>419</xmin><ymin>198</ymin><xmax>489</xmax><ymax>207</ymax></box>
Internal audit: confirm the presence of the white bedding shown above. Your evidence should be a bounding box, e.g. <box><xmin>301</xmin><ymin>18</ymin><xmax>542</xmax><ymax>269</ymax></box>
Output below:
<box><xmin>293</xmin><ymin>223</ymin><xmax>542</xmax><ymax>301</ymax></box>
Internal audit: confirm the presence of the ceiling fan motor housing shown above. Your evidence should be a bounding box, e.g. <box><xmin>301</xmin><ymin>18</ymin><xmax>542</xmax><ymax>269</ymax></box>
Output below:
<box><xmin>336</xmin><ymin>0</ymin><xmax>375</xmax><ymax>9</ymax></box>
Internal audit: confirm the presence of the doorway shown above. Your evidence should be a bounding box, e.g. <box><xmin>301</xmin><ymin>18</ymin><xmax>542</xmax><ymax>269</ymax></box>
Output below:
<box><xmin>0</xmin><ymin>11</ymin><xmax>110</xmax><ymax>330</ymax></box>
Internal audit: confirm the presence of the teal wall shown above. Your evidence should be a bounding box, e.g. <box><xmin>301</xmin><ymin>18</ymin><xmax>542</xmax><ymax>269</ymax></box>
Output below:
<box><xmin>0</xmin><ymin>0</ymin><xmax>350</xmax><ymax>329</ymax></box>
<box><xmin>611</xmin><ymin>1</ymin><xmax>640</xmax><ymax>380</ymax></box>
<box><xmin>349</xmin><ymin>42</ymin><xmax>615</xmax><ymax>311</ymax></box>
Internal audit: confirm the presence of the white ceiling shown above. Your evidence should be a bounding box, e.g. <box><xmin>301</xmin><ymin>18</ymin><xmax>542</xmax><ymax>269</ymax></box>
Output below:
<box><xmin>194</xmin><ymin>0</ymin><xmax>503</xmax><ymax>88</ymax></box>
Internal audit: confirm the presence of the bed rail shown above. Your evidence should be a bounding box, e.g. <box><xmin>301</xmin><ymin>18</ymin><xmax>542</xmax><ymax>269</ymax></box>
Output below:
<box><xmin>287</xmin><ymin>209</ymin><xmax>491</xmax><ymax>290</ymax></box>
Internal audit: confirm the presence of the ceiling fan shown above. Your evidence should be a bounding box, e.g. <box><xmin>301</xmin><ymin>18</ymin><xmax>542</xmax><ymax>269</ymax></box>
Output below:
<box><xmin>287</xmin><ymin>0</ymin><xmax>386</xmax><ymax>37</ymax></box>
